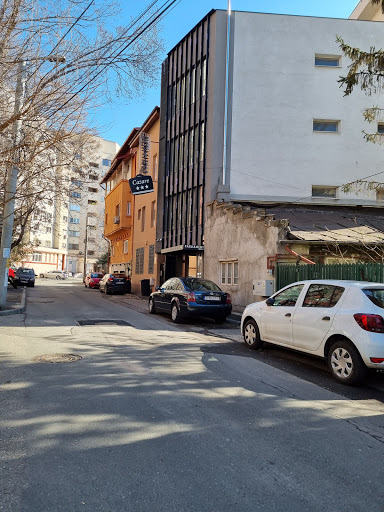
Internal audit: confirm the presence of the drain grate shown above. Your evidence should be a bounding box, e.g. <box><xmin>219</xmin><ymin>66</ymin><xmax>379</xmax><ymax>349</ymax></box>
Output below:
<box><xmin>77</xmin><ymin>319</ymin><xmax>131</xmax><ymax>327</ymax></box>
<box><xmin>33</xmin><ymin>354</ymin><xmax>82</xmax><ymax>363</ymax></box>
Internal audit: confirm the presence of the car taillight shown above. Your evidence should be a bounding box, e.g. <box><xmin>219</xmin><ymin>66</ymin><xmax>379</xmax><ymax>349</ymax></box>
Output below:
<box><xmin>187</xmin><ymin>292</ymin><xmax>195</xmax><ymax>302</ymax></box>
<box><xmin>108</xmin><ymin>278</ymin><xmax>114</xmax><ymax>282</ymax></box>
<box><xmin>370</xmin><ymin>358</ymin><xmax>384</xmax><ymax>363</ymax></box>
<box><xmin>226</xmin><ymin>293</ymin><xmax>232</xmax><ymax>304</ymax></box>
<box><xmin>353</xmin><ymin>313</ymin><xmax>384</xmax><ymax>333</ymax></box>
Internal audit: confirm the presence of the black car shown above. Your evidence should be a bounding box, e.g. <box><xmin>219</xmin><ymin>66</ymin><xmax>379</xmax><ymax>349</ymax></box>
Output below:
<box><xmin>148</xmin><ymin>277</ymin><xmax>232</xmax><ymax>323</ymax></box>
<box><xmin>99</xmin><ymin>273</ymin><xmax>131</xmax><ymax>295</ymax></box>
<box><xmin>16</xmin><ymin>267</ymin><xmax>35</xmax><ymax>287</ymax></box>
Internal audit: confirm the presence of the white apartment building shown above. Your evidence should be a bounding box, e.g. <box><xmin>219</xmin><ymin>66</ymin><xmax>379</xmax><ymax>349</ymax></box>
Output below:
<box><xmin>21</xmin><ymin>136</ymin><xmax>120</xmax><ymax>275</ymax></box>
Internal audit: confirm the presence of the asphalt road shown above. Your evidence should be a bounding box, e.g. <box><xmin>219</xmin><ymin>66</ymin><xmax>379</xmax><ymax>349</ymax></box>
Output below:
<box><xmin>1</xmin><ymin>280</ymin><xmax>384</xmax><ymax>511</ymax></box>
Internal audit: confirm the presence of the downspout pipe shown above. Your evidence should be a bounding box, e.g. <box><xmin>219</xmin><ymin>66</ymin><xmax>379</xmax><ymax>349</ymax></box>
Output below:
<box><xmin>285</xmin><ymin>244</ymin><xmax>316</xmax><ymax>265</ymax></box>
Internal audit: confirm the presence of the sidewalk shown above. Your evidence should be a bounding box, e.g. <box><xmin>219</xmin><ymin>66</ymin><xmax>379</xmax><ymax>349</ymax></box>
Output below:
<box><xmin>0</xmin><ymin>286</ymin><xmax>27</xmax><ymax>316</ymax></box>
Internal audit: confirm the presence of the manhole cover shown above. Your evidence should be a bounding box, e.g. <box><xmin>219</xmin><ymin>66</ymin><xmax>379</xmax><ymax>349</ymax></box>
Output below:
<box><xmin>77</xmin><ymin>320</ymin><xmax>131</xmax><ymax>326</ymax></box>
<box><xmin>33</xmin><ymin>354</ymin><xmax>82</xmax><ymax>363</ymax></box>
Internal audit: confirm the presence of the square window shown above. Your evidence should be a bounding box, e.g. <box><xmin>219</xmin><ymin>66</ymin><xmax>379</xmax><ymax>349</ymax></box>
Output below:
<box><xmin>312</xmin><ymin>186</ymin><xmax>337</xmax><ymax>198</ymax></box>
<box><xmin>313</xmin><ymin>120</ymin><xmax>339</xmax><ymax>132</ymax></box>
<box><xmin>315</xmin><ymin>55</ymin><xmax>340</xmax><ymax>67</ymax></box>
<box><xmin>378</xmin><ymin>124</ymin><xmax>384</xmax><ymax>134</ymax></box>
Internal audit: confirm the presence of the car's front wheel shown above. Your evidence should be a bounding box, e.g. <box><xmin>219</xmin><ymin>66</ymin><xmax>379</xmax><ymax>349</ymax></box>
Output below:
<box><xmin>171</xmin><ymin>302</ymin><xmax>182</xmax><ymax>323</ymax></box>
<box><xmin>327</xmin><ymin>339</ymin><xmax>367</xmax><ymax>385</ymax></box>
<box><xmin>243</xmin><ymin>318</ymin><xmax>263</xmax><ymax>350</ymax></box>
<box><xmin>39</xmin><ymin>274</ymin><xmax>44</xmax><ymax>278</ymax></box>
<box><xmin>149</xmin><ymin>298</ymin><xmax>157</xmax><ymax>314</ymax></box>
<box><xmin>56</xmin><ymin>276</ymin><xmax>61</xmax><ymax>280</ymax></box>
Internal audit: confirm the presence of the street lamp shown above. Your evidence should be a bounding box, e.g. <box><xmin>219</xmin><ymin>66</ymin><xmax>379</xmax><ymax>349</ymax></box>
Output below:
<box><xmin>0</xmin><ymin>55</ymin><xmax>66</xmax><ymax>309</ymax></box>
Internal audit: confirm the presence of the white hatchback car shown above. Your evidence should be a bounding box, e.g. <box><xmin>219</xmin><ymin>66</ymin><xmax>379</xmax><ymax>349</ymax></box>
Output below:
<box><xmin>241</xmin><ymin>280</ymin><xmax>384</xmax><ymax>385</ymax></box>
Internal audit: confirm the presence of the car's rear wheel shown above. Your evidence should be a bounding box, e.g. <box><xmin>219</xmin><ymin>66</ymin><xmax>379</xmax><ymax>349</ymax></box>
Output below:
<box><xmin>171</xmin><ymin>302</ymin><xmax>182</xmax><ymax>323</ymax></box>
<box><xmin>328</xmin><ymin>339</ymin><xmax>367</xmax><ymax>385</ymax></box>
<box><xmin>56</xmin><ymin>276</ymin><xmax>61</xmax><ymax>280</ymax></box>
<box><xmin>243</xmin><ymin>318</ymin><xmax>263</xmax><ymax>350</ymax></box>
<box><xmin>39</xmin><ymin>274</ymin><xmax>44</xmax><ymax>278</ymax></box>
<box><xmin>149</xmin><ymin>298</ymin><xmax>157</xmax><ymax>314</ymax></box>
<box><xmin>106</xmin><ymin>286</ymin><xmax>112</xmax><ymax>295</ymax></box>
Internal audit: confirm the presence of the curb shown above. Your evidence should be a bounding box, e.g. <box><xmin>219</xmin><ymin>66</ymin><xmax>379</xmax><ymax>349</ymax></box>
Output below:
<box><xmin>0</xmin><ymin>287</ymin><xmax>27</xmax><ymax>316</ymax></box>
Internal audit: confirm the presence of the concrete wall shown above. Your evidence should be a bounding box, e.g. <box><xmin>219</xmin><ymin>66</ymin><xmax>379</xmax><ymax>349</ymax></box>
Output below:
<box><xmin>204</xmin><ymin>202</ymin><xmax>288</xmax><ymax>311</ymax></box>
<box><xmin>225</xmin><ymin>12</ymin><xmax>384</xmax><ymax>206</ymax></box>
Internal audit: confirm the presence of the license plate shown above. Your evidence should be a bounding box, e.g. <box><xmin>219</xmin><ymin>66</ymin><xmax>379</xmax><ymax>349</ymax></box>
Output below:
<box><xmin>115</xmin><ymin>282</ymin><xmax>124</xmax><ymax>285</ymax></box>
<box><xmin>204</xmin><ymin>296</ymin><xmax>221</xmax><ymax>301</ymax></box>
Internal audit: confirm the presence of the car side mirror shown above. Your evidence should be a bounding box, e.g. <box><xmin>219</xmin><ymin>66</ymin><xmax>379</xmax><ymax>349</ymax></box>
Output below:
<box><xmin>265</xmin><ymin>297</ymin><xmax>275</xmax><ymax>306</ymax></box>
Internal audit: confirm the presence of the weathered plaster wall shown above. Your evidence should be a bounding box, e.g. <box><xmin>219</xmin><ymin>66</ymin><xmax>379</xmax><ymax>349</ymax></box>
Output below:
<box><xmin>204</xmin><ymin>202</ymin><xmax>288</xmax><ymax>311</ymax></box>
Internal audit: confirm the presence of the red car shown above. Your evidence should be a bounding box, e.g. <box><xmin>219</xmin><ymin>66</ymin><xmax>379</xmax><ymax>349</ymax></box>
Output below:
<box><xmin>84</xmin><ymin>272</ymin><xmax>104</xmax><ymax>289</ymax></box>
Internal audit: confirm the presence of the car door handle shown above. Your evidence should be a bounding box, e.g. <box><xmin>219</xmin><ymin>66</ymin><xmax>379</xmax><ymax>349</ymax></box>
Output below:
<box><xmin>322</xmin><ymin>316</ymin><xmax>330</xmax><ymax>321</ymax></box>
<box><xmin>285</xmin><ymin>313</ymin><xmax>291</xmax><ymax>318</ymax></box>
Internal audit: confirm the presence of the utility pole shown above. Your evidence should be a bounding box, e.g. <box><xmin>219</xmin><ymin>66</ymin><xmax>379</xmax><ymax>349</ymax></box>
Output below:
<box><xmin>83</xmin><ymin>218</ymin><xmax>89</xmax><ymax>280</ymax></box>
<box><xmin>0</xmin><ymin>61</ymin><xmax>26</xmax><ymax>309</ymax></box>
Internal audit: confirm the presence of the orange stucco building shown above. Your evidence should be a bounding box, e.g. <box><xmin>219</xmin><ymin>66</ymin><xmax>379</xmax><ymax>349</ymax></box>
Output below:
<box><xmin>101</xmin><ymin>107</ymin><xmax>164</xmax><ymax>294</ymax></box>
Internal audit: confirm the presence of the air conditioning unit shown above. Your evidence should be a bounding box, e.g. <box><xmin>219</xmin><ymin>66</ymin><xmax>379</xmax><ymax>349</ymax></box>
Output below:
<box><xmin>113</xmin><ymin>216</ymin><xmax>120</xmax><ymax>224</ymax></box>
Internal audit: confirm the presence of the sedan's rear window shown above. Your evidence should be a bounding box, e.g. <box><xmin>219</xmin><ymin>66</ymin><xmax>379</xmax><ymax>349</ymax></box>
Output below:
<box><xmin>363</xmin><ymin>289</ymin><xmax>384</xmax><ymax>309</ymax></box>
<box><xmin>17</xmin><ymin>269</ymin><xmax>34</xmax><ymax>275</ymax></box>
<box><xmin>183</xmin><ymin>278</ymin><xmax>221</xmax><ymax>291</ymax></box>
<box><xmin>91</xmin><ymin>273</ymin><xmax>103</xmax><ymax>278</ymax></box>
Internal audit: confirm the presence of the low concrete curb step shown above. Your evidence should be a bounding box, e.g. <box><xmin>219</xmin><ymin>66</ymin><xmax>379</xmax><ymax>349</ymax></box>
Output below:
<box><xmin>0</xmin><ymin>287</ymin><xmax>27</xmax><ymax>316</ymax></box>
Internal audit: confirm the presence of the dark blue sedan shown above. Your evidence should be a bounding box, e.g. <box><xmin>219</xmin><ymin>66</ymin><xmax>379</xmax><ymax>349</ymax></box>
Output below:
<box><xmin>149</xmin><ymin>277</ymin><xmax>232</xmax><ymax>323</ymax></box>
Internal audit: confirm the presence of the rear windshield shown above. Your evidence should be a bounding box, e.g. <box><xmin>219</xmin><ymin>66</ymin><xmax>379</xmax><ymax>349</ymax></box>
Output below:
<box><xmin>91</xmin><ymin>273</ymin><xmax>103</xmax><ymax>278</ymax></box>
<box><xmin>17</xmin><ymin>269</ymin><xmax>34</xmax><ymax>275</ymax></box>
<box><xmin>183</xmin><ymin>278</ymin><xmax>221</xmax><ymax>291</ymax></box>
<box><xmin>363</xmin><ymin>289</ymin><xmax>384</xmax><ymax>309</ymax></box>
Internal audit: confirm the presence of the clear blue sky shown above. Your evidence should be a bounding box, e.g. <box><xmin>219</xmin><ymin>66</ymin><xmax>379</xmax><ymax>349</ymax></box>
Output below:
<box><xmin>98</xmin><ymin>0</ymin><xmax>360</xmax><ymax>146</ymax></box>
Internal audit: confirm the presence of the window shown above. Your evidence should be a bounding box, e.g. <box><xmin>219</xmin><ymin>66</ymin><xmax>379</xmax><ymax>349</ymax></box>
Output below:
<box><xmin>70</xmin><ymin>204</ymin><xmax>80</xmax><ymax>211</ymax></box>
<box><xmin>68</xmin><ymin>230</ymin><xmax>80</xmax><ymax>237</ymax></box>
<box><xmin>68</xmin><ymin>243</ymin><xmax>79</xmax><ymax>250</ymax></box>
<box><xmin>88</xmin><ymin>187</ymin><xmax>98</xmax><ymax>193</ymax></box>
<box><xmin>378</xmin><ymin>124</ymin><xmax>384</xmax><ymax>134</ymax></box>
<box><xmin>102</xmin><ymin>159</ymin><xmax>111</xmax><ymax>166</ymax></box>
<box><xmin>148</xmin><ymin>244</ymin><xmax>155</xmax><ymax>274</ymax></box>
<box><xmin>135</xmin><ymin>247</ymin><xmax>145</xmax><ymax>274</ymax></box>
<box><xmin>46</xmin><ymin>227</ymin><xmax>52</xmax><ymax>233</ymax></box>
<box><xmin>272</xmin><ymin>284</ymin><xmax>304</xmax><ymax>307</ymax></box>
<box><xmin>363</xmin><ymin>289</ymin><xmax>384</xmax><ymax>309</ymax></box>
<box><xmin>138</xmin><ymin>209</ymin><xmax>141</xmax><ymax>220</ymax></box>
<box><xmin>62</xmin><ymin>243</ymin><xmax>67</xmax><ymax>248</ymax></box>
<box><xmin>115</xmin><ymin>204</ymin><xmax>120</xmax><ymax>217</ymax></box>
<box><xmin>32</xmin><ymin>253</ymin><xmax>42</xmax><ymax>262</ymax></box>
<box><xmin>151</xmin><ymin>201</ymin><xmax>156</xmax><ymax>227</ymax></box>
<box><xmin>302</xmin><ymin>284</ymin><xmax>344</xmax><ymax>308</ymax></box>
<box><xmin>127</xmin><ymin>201</ymin><xmax>131</xmax><ymax>216</ymax></box>
<box><xmin>89</xmin><ymin>162</ymin><xmax>99</xmax><ymax>168</ymax></box>
<box><xmin>89</xmin><ymin>174</ymin><xmax>98</xmax><ymax>181</ymax></box>
<box><xmin>221</xmin><ymin>261</ymin><xmax>239</xmax><ymax>285</ymax></box>
<box><xmin>313</xmin><ymin>120</ymin><xmax>339</xmax><ymax>132</ymax></box>
<box><xmin>71</xmin><ymin>179</ymin><xmax>82</xmax><ymax>187</ymax></box>
<box><xmin>312</xmin><ymin>186</ymin><xmax>337</xmax><ymax>198</ymax></box>
<box><xmin>71</xmin><ymin>191</ymin><xmax>81</xmax><ymax>198</ymax></box>
<box><xmin>315</xmin><ymin>55</ymin><xmax>340</xmax><ymax>67</ymax></box>
<box><xmin>123</xmin><ymin>240</ymin><xmax>129</xmax><ymax>254</ymax></box>
<box><xmin>69</xmin><ymin>218</ymin><xmax>80</xmax><ymax>224</ymax></box>
<box><xmin>112</xmin><ymin>245</ymin><xmax>115</xmax><ymax>256</ymax></box>
<box><xmin>88</xmin><ymin>200</ymin><xmax>97</xmax><ymax>205</ymax></box>
<box><xmin>63</xmin><ymin>216</ymin><xmax>68</xmax><ymax>222</ymax></box>
<box><xmin>141</xmin><ymin>206</ymin><xmax>146</xmax><ymax>232</ymax></box>
<box><xmin>202</xmin><ymin>58</ymin><xmax>207</xmax><ymax>96</ymax></box>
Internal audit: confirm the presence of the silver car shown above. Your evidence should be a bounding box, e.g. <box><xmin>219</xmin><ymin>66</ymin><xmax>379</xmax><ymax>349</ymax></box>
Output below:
<box><xmin>39</xmin><ymin>270</ymin><xmax>67</xmax><ymax>280</ymax></box>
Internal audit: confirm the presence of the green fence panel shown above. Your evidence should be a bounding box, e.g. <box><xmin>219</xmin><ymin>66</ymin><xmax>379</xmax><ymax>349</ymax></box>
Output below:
<box><xmin>276</xmin><ymin>262</ymin><xmax>384</xmax><ymax>290</ymax></box>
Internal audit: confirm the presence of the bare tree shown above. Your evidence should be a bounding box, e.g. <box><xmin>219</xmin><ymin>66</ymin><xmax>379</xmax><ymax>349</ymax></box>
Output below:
<box><xmin>0</xmin><ymin>0</ymin><xmax>170</xmax><ymax>247</ymax></box>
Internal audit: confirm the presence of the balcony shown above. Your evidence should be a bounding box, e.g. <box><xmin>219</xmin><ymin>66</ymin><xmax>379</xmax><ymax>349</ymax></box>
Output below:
<box><xmin>113</xmin><ymin>216</ymin><xmax>120</xmax><ymax>224</ymax></box>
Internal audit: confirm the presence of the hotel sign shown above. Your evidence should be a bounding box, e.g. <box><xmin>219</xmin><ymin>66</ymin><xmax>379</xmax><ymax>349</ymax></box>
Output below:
<box><xmin>129</xmin><ymin>174</ymin><xmax>154</xmax><ymax>195</ymax></box>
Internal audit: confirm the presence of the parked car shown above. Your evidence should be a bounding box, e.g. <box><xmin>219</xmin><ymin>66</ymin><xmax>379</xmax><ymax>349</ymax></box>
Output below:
<box><xmin>99</xmin><ymin>274</ymin><xmax>131</xmax><ymax>295</ymax></box>
<box><xmin>39</xmin><ymin>270</ymin><xmax>67</xmax><ymax>280</ymax></box>
<box><xmin>241</xmin><ymin>279</ymin><xmax>384</xmax><ymax>385</ymax></box>
<box><xmin>84</xmin><ymin>272</ymin><xmax>104</xmax><ymax>289</ymax></box>
<box><xmin>148</xmin><ymin>277</ymin><xmax>232</xmax><ymax>323</ymax></box>
<box><xmin>16</xmin><ymin>267</ymin><xmax>35</xmax><ymax>287</ymax></box>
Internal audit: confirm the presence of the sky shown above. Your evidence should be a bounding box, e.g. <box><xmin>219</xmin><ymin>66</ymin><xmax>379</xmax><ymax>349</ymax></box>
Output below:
<box><xmin>98</xmin><ymin>0</ymin><xmax>361</xmax><ymax>146</ymax></box>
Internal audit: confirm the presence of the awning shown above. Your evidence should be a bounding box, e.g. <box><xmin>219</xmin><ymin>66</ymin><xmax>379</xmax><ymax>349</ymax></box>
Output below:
<box><xmin>270</xmin><ymin>206</ymin><xmax>384</xmax><ymax>244</ymax></box>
